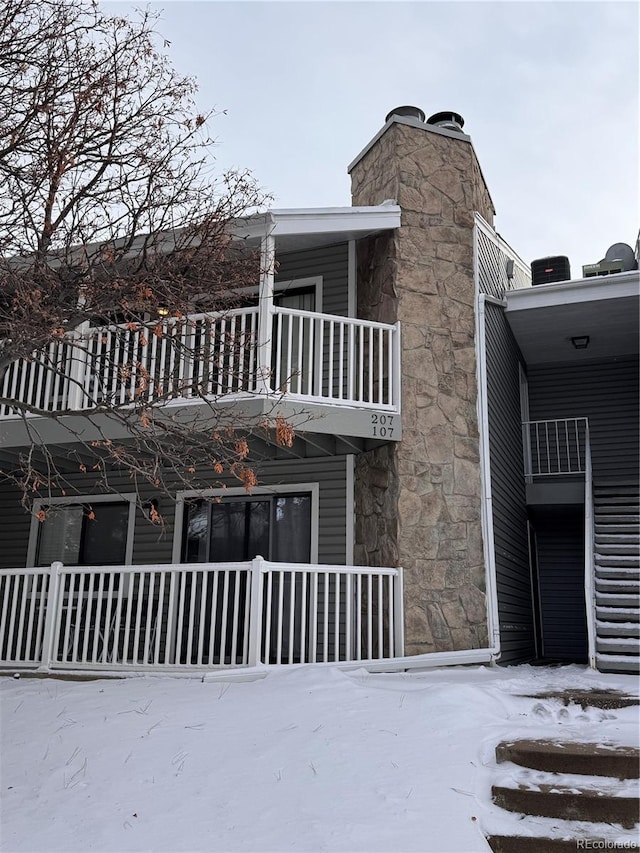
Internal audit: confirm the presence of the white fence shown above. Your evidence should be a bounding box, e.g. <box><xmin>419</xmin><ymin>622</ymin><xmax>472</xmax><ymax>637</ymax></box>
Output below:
<box><xmin>522</xmin><ymin>418</ymin><xmax>589</xmax><ymax>477</ymax></box>
<box><xmin>0</xmin><ymin>558</ymin><xmax>404</xmax><ymax>672</ymax></box>
<box><xmin>0</xmin><ymin>307</ymin><xmax>400</xmax><ymax>417</ymax></box>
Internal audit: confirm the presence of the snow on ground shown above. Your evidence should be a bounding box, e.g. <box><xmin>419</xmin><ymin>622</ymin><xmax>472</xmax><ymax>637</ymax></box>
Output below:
<box><xmin>1</xmin><ymin>664</ymin><xmax>638</xmax><ymax>853</ymax></box>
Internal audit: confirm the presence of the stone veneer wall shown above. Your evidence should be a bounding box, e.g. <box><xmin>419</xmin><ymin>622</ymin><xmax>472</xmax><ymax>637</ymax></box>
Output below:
<box><xmin>351</xmin><ymin>120</ymin><xmax>495</xmax><ymax>655</ymax></box>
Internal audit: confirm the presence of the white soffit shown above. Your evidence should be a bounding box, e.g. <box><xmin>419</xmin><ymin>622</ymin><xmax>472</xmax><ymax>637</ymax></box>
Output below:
<box><xmin>504</xmin><ymin>270</ymin><xmax>639</xmax><ymax>364</ymax></box>
<box><xmin>233</xmin><ymin>204</ymin><xmax>401</xmax><ymax>248</ymax></box>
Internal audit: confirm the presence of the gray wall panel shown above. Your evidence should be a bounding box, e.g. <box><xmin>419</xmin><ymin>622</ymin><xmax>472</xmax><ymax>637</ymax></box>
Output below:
<box><xmin>527</xmin><ymin>358</ymin><xmax>639</xmax><ymax>481</ymax></box>
<box><xmin>485</xmin><ymin>302</ymin><xmax>536</xmax><ymax>663</ymax></box>
<box><xmin>0</xmin><ymin>456</ymin><xmax>349</xmax><ymax>569</ymax></box>
<box><xmin>276</xmin><ymin>243</ymin><xmax>349</xmax><ymax>317</ymax></box>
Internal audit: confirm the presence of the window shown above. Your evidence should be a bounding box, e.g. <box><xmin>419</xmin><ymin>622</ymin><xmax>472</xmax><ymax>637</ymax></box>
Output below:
<box><xmin>35</xmin><ymin>502</ymin><xmax>130</xmax><ymax>567</ymax></box>
<box><xmin>182</xmin><ymin>494</ymin><xmax>312</xmax><ymax>564</ymax></box>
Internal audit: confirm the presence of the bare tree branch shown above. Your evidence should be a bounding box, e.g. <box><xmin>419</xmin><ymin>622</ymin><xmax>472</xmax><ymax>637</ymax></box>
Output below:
<box><xmin>0</xmin><ymin>0</ymin><xmax>291</xmax><ymax>518</ymax></box>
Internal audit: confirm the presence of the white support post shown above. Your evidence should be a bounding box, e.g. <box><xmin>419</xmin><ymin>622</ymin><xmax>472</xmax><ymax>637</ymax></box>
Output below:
<box><xmin>256</xmin><ymin>231</ymin><xmax>275</xmax><ymax>394</ymax></box>
<box><xmin>247</xmin><ymin>556</ymin><xmax>265</xmax><ymax>666</ymax></box>
<box><xmin>37</xmin><ymin>561</ymin><xmax>63</xmax><ymax>672</ymax></box>
<box><xmin>393</xmin><ymin>567</ymin><xmax>405</xmax><ymax>658</ymax></box>
<box><xmin>68</xmin><ymin>321</ymin><xmax>91</xmax><ymax>410</ymax></box>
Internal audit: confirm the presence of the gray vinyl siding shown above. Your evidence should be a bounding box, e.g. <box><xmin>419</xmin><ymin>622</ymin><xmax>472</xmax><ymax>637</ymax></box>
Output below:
<box><xmin>0</xmin><ymin>457</ymin><xmax>349</xmax><ymax>569</ymax></box>
<box><xmin>485</xmin><ymin>302</ymin><xmax>536</xmax><ymax>663</ymax></box>
<box><xmin>276</xmin><ymin>243</ymin><xmax>349</xmax><ymax>317</ymax></box>
<box><xmin>527</xmin><ymin>357</ymin><xmax>639</xmax><ymax>482</ymax></box>
<box><xmin>531</xmin><ymin>506</ymin><xmax>587</xmax><ymax>662</ymax></box>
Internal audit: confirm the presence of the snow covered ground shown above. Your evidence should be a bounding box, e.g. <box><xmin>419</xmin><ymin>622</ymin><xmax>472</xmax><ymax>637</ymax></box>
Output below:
<box><xmin>1</xmin><ymin>664</ymin><xmax>638</xmax><ymax>853</ymax></box>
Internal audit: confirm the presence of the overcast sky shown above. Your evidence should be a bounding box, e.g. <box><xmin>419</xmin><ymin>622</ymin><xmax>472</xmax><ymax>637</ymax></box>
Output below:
<box><xmin>109</xmin><ymin>0</ymin><xmax>638</xmax><ymax>276</ymax></box>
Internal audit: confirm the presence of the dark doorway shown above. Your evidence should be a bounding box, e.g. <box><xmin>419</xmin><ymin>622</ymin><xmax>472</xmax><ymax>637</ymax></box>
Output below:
<box><xmin>529</xmin><ymin>506</ymin><xmax>588</xmax><ymax>663</ymax></box>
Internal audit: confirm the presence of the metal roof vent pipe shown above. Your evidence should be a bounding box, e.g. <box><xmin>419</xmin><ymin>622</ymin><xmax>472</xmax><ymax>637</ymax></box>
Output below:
<box><xmin>426</xmin><ymin>110</ymin><xmax>465</xmax><ymax>134</ymax></box>
<box><xmin>385</xmin><ymin>105</ymin><xmax>426</xmax><ymax>123</ymax></box>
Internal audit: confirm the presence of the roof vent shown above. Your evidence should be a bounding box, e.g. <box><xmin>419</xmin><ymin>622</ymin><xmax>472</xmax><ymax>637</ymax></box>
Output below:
<box><xmin>385</xmin><ymin>105</ymin><xmax>426</xmax><ymax>124</ymax></box>
<box><xmin>582</xmin><ymin>242</ymin><xmax>638</xmax><ymax>278</ymax></box>
<box><xmin>426</xmin><ymin>111</ymin><xmax>465</xmax><ymax>134</ymax></box>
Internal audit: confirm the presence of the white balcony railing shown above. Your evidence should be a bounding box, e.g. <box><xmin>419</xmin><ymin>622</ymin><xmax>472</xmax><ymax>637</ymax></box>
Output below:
<box><xmin>522</xmin><ymin>418</ymin><xmax>589</xmax><ymax>477</ymax></box>
<box><xmin>0</xmin><ymin>307</ymin><xmax>400</xmax><ymax>417</ymax></box>
<box><xmin>0</xmin><ymin>558</ymin><xmax>404</xmax><ymax>672</ymax></box>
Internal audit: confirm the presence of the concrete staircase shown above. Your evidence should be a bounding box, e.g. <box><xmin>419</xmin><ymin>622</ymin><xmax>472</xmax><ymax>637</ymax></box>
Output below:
<box><xmin>486</xmin><ymin>690</ymin><xmax>640</xmax><ymax>852</ymax></box>
<box><xmin>594</xmin><ymin>483</ymin><xmax>640</xmax><ymax>674</ymax></box>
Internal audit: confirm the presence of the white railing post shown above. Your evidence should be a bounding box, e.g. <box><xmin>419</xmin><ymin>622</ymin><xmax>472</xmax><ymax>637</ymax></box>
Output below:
<box><xmin>256</xmin><ymin>232</ymin><xmax>275</xmax><ymax>394</ymax></box>
<box><xmin>522</xmin><ymin>422</ymin><xmax>533</xmax><ymax>479</ymax></box>
<box><xmin>393</xmin><ymin>567</ymin><xmax>405</xmax><ymax>658</ymax></box>
<box><xmin>247</xmin><ymin>556</ymin><xmax>265</xmax><ymax>666</ymax></box>
<box><xmin>391</xmin><ymin>322</ymin><xmax>402</xmax><ymax>411</ymax></box>
<box><xmin>37</xmin><ymin>562</ymin><xmax>63</xmax><ymax>672</ymax></box>
<box><xmin>584</xmin><ymin>426</ymin><xmax>597</xmax><ymax>669</ymax></box>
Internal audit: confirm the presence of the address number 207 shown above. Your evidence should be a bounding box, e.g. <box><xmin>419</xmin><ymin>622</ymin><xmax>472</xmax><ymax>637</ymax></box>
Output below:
<box><xmin>371</xmin><ymin>413</ymin><xmax>394</xmax><ymax>438</ymax></box>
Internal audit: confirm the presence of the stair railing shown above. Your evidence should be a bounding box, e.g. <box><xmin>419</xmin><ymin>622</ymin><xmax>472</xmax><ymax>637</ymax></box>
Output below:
<box><xmin>584</xmin><ymin>425</ymin><xmax>596</xmax><ymax>668</ymax></box>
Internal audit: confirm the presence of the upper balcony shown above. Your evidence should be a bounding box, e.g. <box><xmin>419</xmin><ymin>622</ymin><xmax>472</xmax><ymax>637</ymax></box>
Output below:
<box><xmin>0</xmin><ymin>204</ymin><xmax>403</xmax><ymax>450</ymax></box>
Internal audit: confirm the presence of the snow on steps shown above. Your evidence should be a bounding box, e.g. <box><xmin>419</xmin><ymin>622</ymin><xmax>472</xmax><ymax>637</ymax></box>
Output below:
<box><xmin>594</xmin><ymin>483</ymin><xmax>640</xmax><ymax>674</ymax></box>
<box><xmin>486</xmin><ymin>689</ymin><xmax>640</xmax><ymax>853</ymax></box>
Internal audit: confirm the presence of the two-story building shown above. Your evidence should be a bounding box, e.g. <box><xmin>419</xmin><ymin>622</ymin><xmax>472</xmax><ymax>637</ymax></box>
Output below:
<box><xmin>1</xmin><ymin>106</ymin><xmax>637</xmax><ymax>675</ymax></box>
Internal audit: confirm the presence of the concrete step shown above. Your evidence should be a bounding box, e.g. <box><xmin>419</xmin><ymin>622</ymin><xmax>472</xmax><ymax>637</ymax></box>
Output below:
<box><xmin>596</xmin><ymin>565</ymin><xmax>640</xmax><ymax>581</ymax></box>
<box><xmin>595</xmin><ymin>524</ymin><xmax>640</xmax><ymax>535</ymax></box>
<box><xmin>595</xmin><ymin>514</ymin><xmax>640</xmax><ymax>526</ymax></box>
<box><xmin>596</xmin><ymin>535</ymin><xmax>640</xmax><ymax>547</ymax></box>
<box><xmin>496</xmin><ymin>740</ymin><xmax>640</xmax><ymax>778</ymax></box>
<box><xmin>597</xmin><ymin>653</ymin><xmax>640</xmax><ymax>674</ymax></box>
<box><xmin>596</xmin><ymin>607</ymin><xmax>640</xmax><ymax>622</ymax></box>
<box><xmin>595</xmin><ymin>555</ymin><xmax>640</xmax><ymax>567</ymax></box>
<box><xmin>486</xmin><ymin>836</ymin><xmax>619</xmax><ymax>853</ymax></box>
<box><xmin>492</xmin><ymin>784</ymin><xmax>639</xmax><ymax>827</ymax></box>
<box><xmin>596</xmin><ymin>578</ymin><xmax>640</xmax><ymax>594</ymax></box>
<box><xmin>597</xmin><ymin>621</ymin><xmax>640</xmax><ymax>639</ymax></box>
<box><xmin>597</xmin><ymin>637</ymin><xmax>640</xmax><ymax>656</ymax></box>
<box><xmin>595</xmin><ymin>543</ymin><xmax>640</xmax><ymax>556</ymax></box>
<box><xmin>594</xmin><ymin>494</ymin><xmax>640</xmax><ymax>504</ymax></box>
<box><xmin>595</xmin><ymin>593</ymin><xmax>640</xmax><ymax>608</ymax></box>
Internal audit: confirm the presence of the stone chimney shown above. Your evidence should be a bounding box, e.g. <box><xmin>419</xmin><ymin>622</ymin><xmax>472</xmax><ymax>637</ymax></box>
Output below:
<box><xmin>349</xmin><ymin>108</ymin><xmax>495</xmax><ymax>655</ymax></box>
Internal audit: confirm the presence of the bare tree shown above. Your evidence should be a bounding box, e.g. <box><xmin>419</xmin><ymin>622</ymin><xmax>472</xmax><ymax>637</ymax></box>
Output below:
<box><xmin>0</xmin><ymin>0</ymin><xmax>293</xmax><ymax>518</ymax></box>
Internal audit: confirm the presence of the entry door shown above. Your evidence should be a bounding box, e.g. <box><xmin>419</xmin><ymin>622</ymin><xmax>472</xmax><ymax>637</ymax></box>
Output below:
<box><xmin>181</xmin><ymin>494</ymin><xmax>312</xmax><ymax>664</ymax></box>
<box><xmin>529</xmin><ymin>506</ymin><xmax>588</xmax><ymax>663</ymax></box>
<box><xmin>273</xmin><ymin>287</ymin><xmax>316</xmax><ymax>395</ymax></box>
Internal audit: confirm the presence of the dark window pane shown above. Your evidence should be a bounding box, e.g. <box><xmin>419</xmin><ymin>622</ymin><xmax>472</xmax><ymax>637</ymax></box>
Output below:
<box><xmin>81</xmin><ymin>504</ymin><xmax>129</xmax><ymax>565</ymax></box>
<box><xmin>36</xmin><ymin>506</ymin><xmax>83</xmax><ymax>566</ymax></box>
<box><xmin>272</xmin><ymin>496</ymin><xmax>311</xmax><ymax>563</ymax></box>
<box><xmin>183</xmin><ymin>501</ymin><xmax>209</xmax><ymax>562</ymax></box>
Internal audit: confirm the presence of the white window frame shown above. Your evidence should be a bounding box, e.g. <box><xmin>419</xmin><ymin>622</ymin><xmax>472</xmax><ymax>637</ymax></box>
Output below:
<box><xmin>173</xmin><ymin>483</ymin><xmax>320</xmax><ymax>564</ymax></box>
<box><xmin>26</xmin><ymin>493</ymin><xmax>137</xmax><ymax>568</ymax></box>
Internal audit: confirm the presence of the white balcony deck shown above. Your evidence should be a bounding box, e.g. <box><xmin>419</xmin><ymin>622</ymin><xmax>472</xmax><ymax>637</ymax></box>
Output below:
<box><xmin>0</xmin><ymin>307</ymin><xmax>401</xmax><ymax>443</ymax></box>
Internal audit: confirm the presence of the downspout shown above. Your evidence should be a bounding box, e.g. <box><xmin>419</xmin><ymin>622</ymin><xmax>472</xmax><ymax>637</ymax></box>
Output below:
<box><xmin>474</xmin><ymin>282</ymin><xmax>502</xmax><ymax>663</ymax></box>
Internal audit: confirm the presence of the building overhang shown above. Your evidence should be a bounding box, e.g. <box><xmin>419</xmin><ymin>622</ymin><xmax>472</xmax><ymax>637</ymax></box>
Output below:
<box><xmin>233</xmin><ymin>203</ymin><xmax>402</xmax><ymax>253</ymax></box>
<box><xmin>504</xmin><ymin>270</ymin><xmax>639</xmax><ymax>365</ymax></box>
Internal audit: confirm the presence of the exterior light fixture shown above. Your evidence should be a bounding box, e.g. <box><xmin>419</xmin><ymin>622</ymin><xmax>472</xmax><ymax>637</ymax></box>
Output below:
<box><xmin>571</xmin><ymin>336</ymin><xmax>590</xmax><ymax>350</ymax></box>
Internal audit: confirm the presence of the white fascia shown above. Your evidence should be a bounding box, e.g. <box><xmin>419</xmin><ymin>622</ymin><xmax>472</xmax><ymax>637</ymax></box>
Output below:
<box><xmin>234</xmin><ymin>203</ymin><xmax>401</xmax><ymax>243</ymax></box>
<box><xmin>505</xmin><ymin>270</ymin><xmax>639</xmax><ymax>312</ymax></box>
